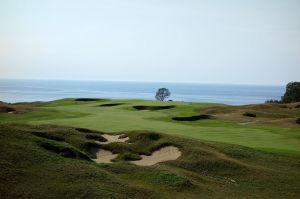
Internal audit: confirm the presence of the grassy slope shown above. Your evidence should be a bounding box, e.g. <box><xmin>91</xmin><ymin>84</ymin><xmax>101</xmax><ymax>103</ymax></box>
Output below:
<box><xmin>0</xmin><ymin>123</ymin><xmax>299</xmax><ymax>199</ymax></box>
<box><xmin>1</xmin><ymin>98</ymin><xmax>299</xmax><ymax>155</ymax></box>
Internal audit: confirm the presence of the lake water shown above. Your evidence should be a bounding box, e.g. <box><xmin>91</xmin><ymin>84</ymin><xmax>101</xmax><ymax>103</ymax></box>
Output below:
<box><xmin>0</xmin><ymin>79</ymin><xmax>285</xmax><ymax>105</ymax></box>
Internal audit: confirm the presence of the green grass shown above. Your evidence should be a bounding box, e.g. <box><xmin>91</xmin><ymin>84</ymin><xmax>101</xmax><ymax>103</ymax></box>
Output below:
<box><xmin>0</xmin><ymin>123</ymin><xmax>299</xmax><ymax>198</ymax></box>
<box><xmin>1</xmin><ymin>98</ymin><xmax>299</xmax><ymax>155</ymax></box>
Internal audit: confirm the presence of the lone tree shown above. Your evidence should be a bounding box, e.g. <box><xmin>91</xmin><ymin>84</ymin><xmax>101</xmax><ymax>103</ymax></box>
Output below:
<box><xmin>281</xmin><ymin>82</ymin><xmax>300</xmax><ymax>103</ymax></box>
<box><xmin>155</xmin><ymin>88</ymin><xmax>170</xmax><ymax>101</ymax></box>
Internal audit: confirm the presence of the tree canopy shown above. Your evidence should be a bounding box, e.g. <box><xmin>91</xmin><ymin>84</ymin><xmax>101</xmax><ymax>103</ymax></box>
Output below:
<box><xmin>281</xmin><ymin>82</ymin><xmax>300</xmax><ymax>103</ymax></box>
<box><xmin>155</xmin><ymin>88</ymin><xmax>170</xmax><ymax>101</ymax></box>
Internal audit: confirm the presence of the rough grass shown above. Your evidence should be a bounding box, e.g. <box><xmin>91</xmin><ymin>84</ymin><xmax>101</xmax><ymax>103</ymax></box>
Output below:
<box><xmin>0</xmin><ymin>105</ymin><xmax>15</xmax><ymax>113</ymax></box>
<box><xmin>0</xmin><ymin>123</ymin><xmax>299</xmax><ymax>198</ymax></box>
<box><xmin>38</xmin><ymin>139</ymin><xmax>91</xmax><ymax>160</ymax></box>
<box><xmin>85</xmin><ymin>134</ymin><xmax>107</xmax><ymax>142</ymax></box>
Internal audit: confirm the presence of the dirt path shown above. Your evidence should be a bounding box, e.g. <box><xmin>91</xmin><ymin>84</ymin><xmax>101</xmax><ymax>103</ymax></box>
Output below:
<box><xmin>130</xmin><ymin>146</ymin><xmax>181</xmax><ymax>166</ymax></box>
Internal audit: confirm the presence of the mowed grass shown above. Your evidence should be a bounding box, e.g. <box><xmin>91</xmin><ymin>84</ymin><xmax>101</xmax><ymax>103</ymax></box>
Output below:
<box><xmin>1</xmin><ymin>98</ymin><xmax>300</xmax><ymax>155</ymax></box>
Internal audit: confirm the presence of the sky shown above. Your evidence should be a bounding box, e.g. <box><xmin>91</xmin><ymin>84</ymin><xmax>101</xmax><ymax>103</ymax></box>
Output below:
<box><xmin>0</xmin><ymin>0</ymin><xmax>299</xmax><ymax>85</ymax></box>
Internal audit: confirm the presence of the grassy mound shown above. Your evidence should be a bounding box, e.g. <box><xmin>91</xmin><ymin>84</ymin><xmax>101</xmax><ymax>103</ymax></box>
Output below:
<box><xmin>0</xmin><ymin>105</ymin><xmax>15</xmax><ymax>113</ymax></box>
<box><xmin>38</xmin><ymin>140</ymin><xmax>90</xmax><ymax>161</ymax></box>
<box><xmin>133</xmin><ymin>105</ymin><xmax>175</xmax><ymax>111</ymax></box>
<box><xmin>31</xmin><ymin>131</ymin><xmax>65</xmax><ymax>141</ymax></box>
<box><xmin>1</xmin><ymin>123</ymin><xmax>299</xmax><ymax>198</ymax></box>
<box><xmin>172</xmin><ymin>114</ymin><xmax>212</xmax><ymax>121</ymax></box>
<box><xmin>0</xmin><ymin>102</ymin><xmax>32</xmax><ymax>113</ymax></box>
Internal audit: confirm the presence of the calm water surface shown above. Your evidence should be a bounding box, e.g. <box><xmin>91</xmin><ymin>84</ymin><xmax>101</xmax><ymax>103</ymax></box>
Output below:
<box><xmin>0</xmin><ymin>79</ymin><xmax>284</xmax><ymax>105</ymax></box>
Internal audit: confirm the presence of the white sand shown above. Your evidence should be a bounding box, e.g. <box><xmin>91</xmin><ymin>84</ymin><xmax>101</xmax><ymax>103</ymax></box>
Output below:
<box><xmin>130</xmin><ymin>146</ymin><xmax>181</xmax><ymax>166</ymax></box>
<box><xmin>92</xmin><ymin>148</ymin><xmax>118</xmax><ymax>163</ymax></box>
<box><xmin>99</xmin><ymin>134</ymin><xmax>129</xmax><ymax>144</ymax></box>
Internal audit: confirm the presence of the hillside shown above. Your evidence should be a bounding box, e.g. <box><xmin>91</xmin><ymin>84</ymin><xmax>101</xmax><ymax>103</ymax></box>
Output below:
<box><xmin>0</xmin><ymin>99</ymin><xmax>300</xmax><ymax>198</ymax></box>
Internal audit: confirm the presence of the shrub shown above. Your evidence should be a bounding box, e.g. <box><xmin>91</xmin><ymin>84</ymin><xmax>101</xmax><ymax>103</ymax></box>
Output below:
<box><xmin>265</xmin><ymin>99</ymin><xmax>280</xmax><ymax>104</ymax></box>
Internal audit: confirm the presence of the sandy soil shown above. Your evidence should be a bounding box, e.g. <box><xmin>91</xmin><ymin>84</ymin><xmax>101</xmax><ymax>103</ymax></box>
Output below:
<box><xmin>91</xmin><ymin>148</ymin><xmax>118</xmax><ymax>163</ymax></box>
<box><xmin>99</xmin><ymin>134</ymin><xmax>129</xmax><ymax>144</ymax></box>
<box><xmin>130</xmin><ymin>146</ymin><xmax>181</xmax><ymax>166</ymax></box>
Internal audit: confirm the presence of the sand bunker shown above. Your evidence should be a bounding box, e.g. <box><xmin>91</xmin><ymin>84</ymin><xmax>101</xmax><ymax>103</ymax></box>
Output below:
<box><xmin>99</xmin><ymin>103</ymin><xmax>125</xmax><ymax>107</ymax></box>
<box><xmin>97</xmin><ymin>134</ymin><xmax>129</xmax><ymax>144</ymax></box>
<box><xmin>172</xmin><ymin>114</ymin><xmax>212</xmax><ymax>121</ymax></box>
<box><xmin>130</xmin><ymin>146</ymin><xmax>181</xmax><ymax>166</ymax></box>
<box><xmin>75</xmin><ymin>98</ymin><xmax>103</xmax><ymax>102</ymax></box>
<box><xmin>133</xmin><ymin>105</ymin><xmax>175</xmax><ymax>111</ymax></box>
<box><xmin>91</xmin><ymin>148</ymin><xmax>118</xmax><ymax>163</ymax></box>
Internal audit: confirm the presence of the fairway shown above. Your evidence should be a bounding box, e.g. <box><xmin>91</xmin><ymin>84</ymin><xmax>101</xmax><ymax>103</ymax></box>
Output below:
<box><xmin>2</xmin><ymin>98</ymin><xmax>300</xmax><ymax>155</ymax></box>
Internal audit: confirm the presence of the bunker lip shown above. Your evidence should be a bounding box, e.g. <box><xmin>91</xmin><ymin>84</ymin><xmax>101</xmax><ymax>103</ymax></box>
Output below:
<box><xmin>243</xmin><ymin>112</ymin><xmax>257</xmax><ymax>117</ymax></box>
<box><xmin>75</xmin><ymin>98</ymin><xmax>105</xmax><ymax>102</ymax></box>
<box><xmin>97</xmin><ymin>134</ymin><xmax>129</xmax><ymax>144</ymax></box>
<box><xmin>130</xmin><ymin>146</ymin><xmax>181</xmax><ymax>166</ymax></box>
<box><xmin>91</xmin><ymin>147</ymin><xmax>118</xmax><ymax>163</ymax></box>
<box><xmin>0</xmin><ymin>105</ymin><xmax>16</xmax><ymax>113</ymax></box>
<box><xmin>133</xmin><ymin>105</ymin><xmax>175</xmax><ymax>111</ymax></box>
<box><xmin>172</xmin><ymin>114</ymin><xmax>212</xmax><ymax>121</ymax></box>
<box><xmin>98</xmin><ymin>103</ymin><xmax>125</xmax><ymax>107</ymax></box>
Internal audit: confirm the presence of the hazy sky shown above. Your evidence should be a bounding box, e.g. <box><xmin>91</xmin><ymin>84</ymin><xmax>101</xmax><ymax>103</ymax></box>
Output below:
<box><xmin>0</xmin><ymin>0</ymin><xmax>299</xmax><ymax>85</ymax></box>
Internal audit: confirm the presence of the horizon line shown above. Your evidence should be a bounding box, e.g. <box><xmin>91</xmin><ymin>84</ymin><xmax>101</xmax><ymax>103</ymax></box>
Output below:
<box><xmin>0</xmin><ymin>77</ymin><xmax>286</xmax><ymax>87</ymax></box>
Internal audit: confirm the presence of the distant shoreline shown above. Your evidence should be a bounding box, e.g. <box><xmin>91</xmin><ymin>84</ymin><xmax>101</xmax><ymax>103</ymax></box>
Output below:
<box><xmin>0</xmin><ymin>79</ymin><xmax>284</xmax><ymax>105</ymax></box>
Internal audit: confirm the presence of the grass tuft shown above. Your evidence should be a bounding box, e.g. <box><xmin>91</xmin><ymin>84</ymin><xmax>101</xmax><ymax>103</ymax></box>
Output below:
<box><xmin>38</xmin><ymin>140</ymin><xmax>91</xmax><ymax>161</ymax></box>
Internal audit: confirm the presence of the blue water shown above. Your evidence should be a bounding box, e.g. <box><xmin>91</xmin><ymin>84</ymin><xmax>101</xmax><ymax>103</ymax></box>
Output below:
<box><xmin>0</xmin><ymin>79</ymin><xmax>285</xmax><ymax>105</ymax></box>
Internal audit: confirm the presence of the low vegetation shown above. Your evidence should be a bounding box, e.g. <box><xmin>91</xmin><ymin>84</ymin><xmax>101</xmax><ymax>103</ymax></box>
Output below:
<box><xmin>266</xmin><ymin>82</ymin><xmax>300</xmax><ymax>103</ymax></box>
